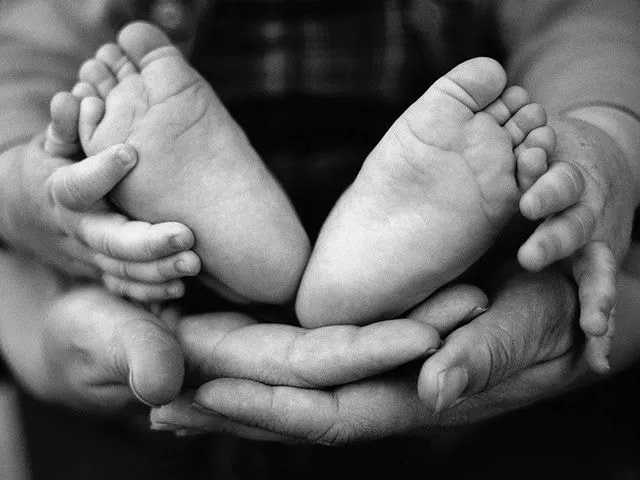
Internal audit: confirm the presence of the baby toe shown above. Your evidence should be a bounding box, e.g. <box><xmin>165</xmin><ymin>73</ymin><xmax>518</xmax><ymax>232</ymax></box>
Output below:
<box><xmin>516</xmin><ymin>147</ymin><xmax>548</xmax><ymax>192</ymax></box>
<box><xmin>505</xmin><ymin>103</ymin><xmax>547</xmax><ymax>147</ymax></box>
<box><xmin>72</xmin><ymin>82</ymin><xmax>99</xmax><ymax>99</ymax></box>
<box><xmin>515</xmin><ymin>125</ymin><xmax>557</xmax><ymax>158</ymax></box>
<box><xmin>79</xmin><ymin>96</ymin><xmax>106</xmax><ymax>147</ymax></box>
<box><xmin>117</xmin><ymin>21</ymin><xmax>178</xmax><ymax>70</ymax></box>
<box><xmin>95</xmin><ymin>42</ymin><xmax>138</xmax><ymax>81</ymax></box>
<box><xmin>79</xmin><ymin>58</ymin><xmax>117</xmax><ymax>98</ymax></box>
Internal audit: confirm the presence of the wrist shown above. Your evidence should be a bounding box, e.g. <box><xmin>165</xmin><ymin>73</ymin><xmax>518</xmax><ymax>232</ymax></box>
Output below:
<box><xmin>559</xmin><ymin>104</ymin><xmax>640</xmax><ymax>205</ymax></box>
<box><xmin>0</xmin><ymin>136</ymin><xmax>59</xmax><ymax>251</ymax></box>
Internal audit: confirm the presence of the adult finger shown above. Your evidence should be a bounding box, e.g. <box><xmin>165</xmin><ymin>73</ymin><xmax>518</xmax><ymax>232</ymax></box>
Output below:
<box><xmin>150</xmin><ymin>393</ymin><xmax>296</xmax><ymax>443</ymax></box>
<box><xmin>190</xmin><ymin>374</ymin><xmax>425</xmax><ymax>445</ymax></box>
<box><xmin>407</xmin><ymin>283</ymin><xmax>489</xmax><ymax>336</ymax></box>
<box><xmin>78</xmin><ymin>217</ymin><xmax>195</xmax><ymax>261</ymax></box>
<box><xmin>48</xmin><ymin>144</ymin><xmax>137</xmax><ymax>211</ymax></box>
<box><xmin>179</xmin><ymin>312</ymin><xmax>441</xmax><ymax>388</ymax></box>
<box><xmin>416</xmin><ymin>269</ymin><xmax>576</xmax><ymax>412</ymax></box>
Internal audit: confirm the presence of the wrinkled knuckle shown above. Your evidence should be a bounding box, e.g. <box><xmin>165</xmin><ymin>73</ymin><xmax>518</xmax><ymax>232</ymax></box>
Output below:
<box><xmin>311</xmin><ymin>422</ymin><xmax>353</xmax><ymax>447</ymax></box>
<box><xmin>541</xmin><ymin>233</ymin><xmax>563</xmax><ymax>260</ymax></box>
<box><xmin>101</xmin><ymin>234</ymin><xmax>116</xmax><ymax>257</ymax></box>
<box><xmin>145</xmin><ymin>234</ymin><xmax>162</xmax><ymax>259</ymax></box>
<box><xmin>567</xmin><ymin>210</ymin><xmax>593</xmax><ymax>245</ymax></box>
<box><xmin>118</xmin><ymin>261</ymin><xmax>132</xmax><ymax>279</ymax></box>
<box><xmin>46</xmin><ymin>171</ymin><xmax>63</xmax><ymax>207</ymax></box>
<box><xmin>157</xmin><ymin>261</ymin><xmax>175</xmax><ymax>281</ymax></box>
<box><xmin>557</xmin><ymin>164</ymin><xmax>584</xmax><ymax>198</ymax></box>
<box><xmin>482</xmin><ymin>326</ymin><xmax>519</xmax><ymax>383</ymax></box>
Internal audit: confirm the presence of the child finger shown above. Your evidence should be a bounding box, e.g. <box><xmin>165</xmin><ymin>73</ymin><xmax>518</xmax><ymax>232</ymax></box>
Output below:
<box><xmin>573</xmin><ymin>242</ymin><xmax>617</xmax><ymax>339</ymax></box>
<box><xmin>518</xmin><ymin>203</ymin><xmax>596</xmax><ymax>271</ymax></box>
<box><xmin>95</xmin><ymin>250</ymin><xmax>201</xmax><ymax>283</ymax></box>
<box><xmin>519</xmin><ymin>162</ymin><xmax>585</xmax><ymax>220</ymax></box>
<box><xmin>79</xmin><ymin>218</ymin><xmax>195</xmax><ymax>261</ymax></box>
<box><xmin>45</xmin><ymin>92</ymin><xmax>81</xmax><ymax>157</ymax></box>
<box><xmin>49</xmin><ymin>144</ymin><xmax>137</xmax><ymax>210</ymax></box>
<box><xmin>103</xmin><ymin>274</ymin><xmax>185</xmax><ymax>302</ymax></box>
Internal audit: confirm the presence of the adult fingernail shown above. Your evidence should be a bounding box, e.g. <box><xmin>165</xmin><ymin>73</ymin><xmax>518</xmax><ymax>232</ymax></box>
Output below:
<box><xmin>129</xmin><ymin>371</ymin><xmax>162</xmax><ymax>408</ymax></box>
<box><xmin>150</xmin><ymin>422</ymin><xmax>180</xmax><ymax>432</ymax></box>
<box><xmin>425</xmin><ymin>338</ymin><xmax>444</xmax><ymax>356</ymax></box>
<box><xmin>434</xmin><ymin>366</ymin><xmax>469</xmax><ymax>413</ymax></box>
<box><xmin>465</xmin><ymin>306</ymin><xmax>488</xmax><ymax>321</ymax></box>
<box><xmin>117</xmin><ymin>147</ymin><xmax>137</xmax><ymax>168</ymax></box>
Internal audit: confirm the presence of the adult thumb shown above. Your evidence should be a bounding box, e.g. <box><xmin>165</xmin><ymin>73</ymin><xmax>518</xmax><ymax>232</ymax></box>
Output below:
<box><xmin>415</xmin><ymin>269</ymin><xmax>576</xmax><ymax>413</ymax></box>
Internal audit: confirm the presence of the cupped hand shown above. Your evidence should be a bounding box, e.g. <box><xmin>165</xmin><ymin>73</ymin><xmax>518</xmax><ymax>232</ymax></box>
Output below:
<box><xmin>151</xmin><ymin>270</ymin><xmax>582</xmax><ymax>444</ymax></box>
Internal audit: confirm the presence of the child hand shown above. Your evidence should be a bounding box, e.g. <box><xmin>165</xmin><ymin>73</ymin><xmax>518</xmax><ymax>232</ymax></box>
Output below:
<box><xmin>44</xmin><ymin>140</ymin><xmax>202</xmax><ymax>301</ymax></box>
<box><xmin>517</xmin><ymin>117</ymin><xmax>634</xmax><ymax>372</ymax></box>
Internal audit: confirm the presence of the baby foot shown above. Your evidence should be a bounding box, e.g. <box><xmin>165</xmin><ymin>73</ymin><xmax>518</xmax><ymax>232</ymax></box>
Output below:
<box><xmin>297</xmin><ymin>57</ymin><xmax>555</xmax><ymax>327</ymax></box>
<box><xmin>73</xmin><ymin>22</ymin><xmax>310</xmax><ymax>304</ymax></box>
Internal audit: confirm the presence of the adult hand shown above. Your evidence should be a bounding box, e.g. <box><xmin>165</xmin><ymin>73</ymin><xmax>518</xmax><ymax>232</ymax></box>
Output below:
<box><xmin>151</xmin><ymin>267</ymin><xmax>584</xmax><ymax>443</ymax></box>
<box><xmin>0</xmin><ymin>251</ymin><xmax>184</xmax><ymax>412</ymax></box>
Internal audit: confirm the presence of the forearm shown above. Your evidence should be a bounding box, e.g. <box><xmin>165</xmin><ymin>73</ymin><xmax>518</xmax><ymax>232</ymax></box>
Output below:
<box><xmin>496</xmin><ymin>0</ymin><xmax>640</xmax><ymax>197</ymax></box>
<box><xmin>0</xmin><ymin>249</ymin><xmax>66</xmax><ymax>395</ymax></box>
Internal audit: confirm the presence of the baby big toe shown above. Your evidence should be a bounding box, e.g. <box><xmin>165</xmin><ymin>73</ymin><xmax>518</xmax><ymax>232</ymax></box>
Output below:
<box><xmin>435</xmin><ymin>57</ymin><xmax>507</xmax><ymax>111</ymax></box>
<box><xmin>79</xmin><ymin>58</ymin><xmax>118</xmax><ymax>99</ymax></box>
<box><xmin>117</xmin><ymin>21</ymin><xmax>178</xmax><ymax>69</ymax></box>
<box><xmin>95</xmin><ymin>43</ymin><xmax>138</xmax><ymax>81</ymax></box>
